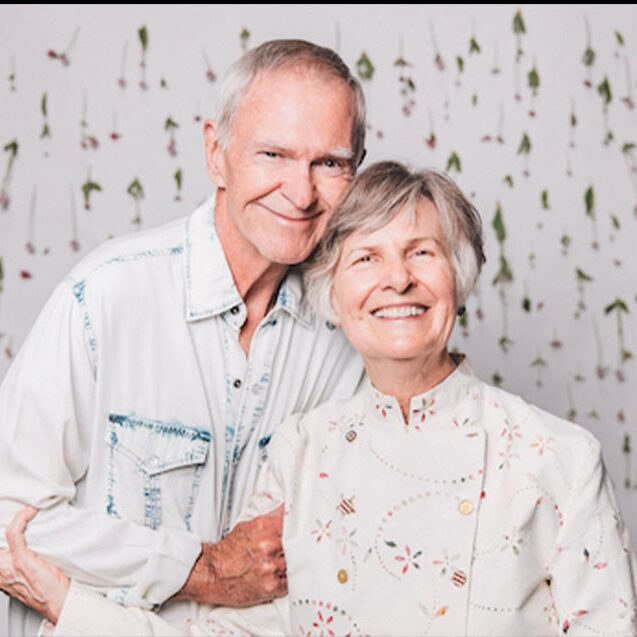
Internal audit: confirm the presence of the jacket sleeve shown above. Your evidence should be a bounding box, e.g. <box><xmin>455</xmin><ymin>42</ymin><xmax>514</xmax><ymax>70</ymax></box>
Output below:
<box><xmin>0</xmin><ymin>280</ymin><xmax>201</xmax><ymax>608</ymax></box>
<box><xmin>549</xmin><ymin>437</ymin><xmax>637</xmax><ymax>636</ymax></box>
<box><xmin>51</xmin><ymin>581</ymin><xmax>289</xmax><ymax>637</ymax></box>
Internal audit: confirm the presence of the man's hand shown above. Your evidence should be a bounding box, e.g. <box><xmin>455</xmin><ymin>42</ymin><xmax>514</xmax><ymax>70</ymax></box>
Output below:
<box><xmin>176</xmin><ymin>505</ymin><xmax>287</xmax><ymax>606</ymax></box>
<box><xmin>0</xmin><ymin>506</ymin><xmax>70</xmax><ymax>625</ymax></box>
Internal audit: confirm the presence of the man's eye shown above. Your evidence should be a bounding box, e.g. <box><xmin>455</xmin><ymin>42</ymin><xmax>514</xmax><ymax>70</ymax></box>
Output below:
<box><xmin>261</xmin><ymin>151</ymin><xmax>281</xmax><ymax>159</ymax></box>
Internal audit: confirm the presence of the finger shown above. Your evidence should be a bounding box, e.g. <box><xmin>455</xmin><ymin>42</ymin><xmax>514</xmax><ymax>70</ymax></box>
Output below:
<box><xmin>6</xmin><ymin>507</ymin><xmax>38</xmax><ymax>555</ymax></box>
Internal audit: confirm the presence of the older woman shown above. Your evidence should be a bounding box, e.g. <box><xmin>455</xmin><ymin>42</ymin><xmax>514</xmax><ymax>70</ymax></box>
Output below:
<box><xmin>2</xmin><ymin>162</ymin><xmax>636</xmax><ymax>636</ymax></box>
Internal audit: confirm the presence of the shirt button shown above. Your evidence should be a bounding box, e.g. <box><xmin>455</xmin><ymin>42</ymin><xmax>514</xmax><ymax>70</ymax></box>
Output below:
<box><xmin>233</xmin><ymin>379</ymin><xmax>242</xmax><ymax>389</ymax></box>
<box><xmin>230</xmin><ymin>305</ymin><xmax>240</xmax><ymax>315</ymax></box>
<box><xmin>337</xmin><ymin>569</ymin><xmax>348</xmax><ymax>584</ymax></box>
<box><xmin>251</xmin><ymin>383</ymin><xmax>263</xmax><ymax>395</ymax></box>
<box><xmin>458</xmin><ymin>500</ymin><xmax>473</xmax><ymax>516</ymax></box>
<box><xmin>147</xmin><ymin>455</ymin><xmax>160</xmax><ymax>469</ymax></box>
<box><xmin>345</xmin><ymin>430</ymin><xmax>357</xmax><ymax>442</ymax></box>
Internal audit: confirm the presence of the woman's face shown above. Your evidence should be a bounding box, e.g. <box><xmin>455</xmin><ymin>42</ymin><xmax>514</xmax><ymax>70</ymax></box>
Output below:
<box><xmin>331</xmin><ymin>199</ymin><xmax>457</xmax><ymax>369</ymax></box>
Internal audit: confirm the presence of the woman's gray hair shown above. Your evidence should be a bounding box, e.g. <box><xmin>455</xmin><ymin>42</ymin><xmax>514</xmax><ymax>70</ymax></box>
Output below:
<box><xmin>216</xmin><ymin>39</ymin><xmax>366</xmax><ymax>169</ymax></box>
<box><xmin>304</xmin><ymin>161</ymin><xmax>486</xmax><ymax>321</ymax></box>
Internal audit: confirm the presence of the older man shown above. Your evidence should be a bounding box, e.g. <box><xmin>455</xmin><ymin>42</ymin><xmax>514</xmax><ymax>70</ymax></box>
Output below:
<box><xmin>0</xmin><ymin>39</ymin><xmax>365</xmax><ymax>635</ymax></box>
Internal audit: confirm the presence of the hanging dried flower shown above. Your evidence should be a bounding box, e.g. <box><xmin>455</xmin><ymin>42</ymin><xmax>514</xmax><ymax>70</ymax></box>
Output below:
<box><xmin>127</xmin><ymin>177</ymin><xmax>144</xmax><ymax>227</ymax></box>
<box><xmin>138</xmin><ymin>26</ymin><xmax>148</xmax><ymax>90</ymax></box>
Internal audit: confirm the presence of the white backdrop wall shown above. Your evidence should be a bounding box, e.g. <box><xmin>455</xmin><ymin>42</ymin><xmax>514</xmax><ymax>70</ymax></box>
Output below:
<box><xmin>1</xmin><ymin>4</ymin><xmax>636</xmax><ymax>631</ymax></box>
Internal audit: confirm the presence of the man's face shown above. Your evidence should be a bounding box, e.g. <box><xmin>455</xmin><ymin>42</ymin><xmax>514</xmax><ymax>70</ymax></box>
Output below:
<box><xmin>207</xmin><ymin>67</ymin><xmax>357</xmax><ymax>266</ymax></box>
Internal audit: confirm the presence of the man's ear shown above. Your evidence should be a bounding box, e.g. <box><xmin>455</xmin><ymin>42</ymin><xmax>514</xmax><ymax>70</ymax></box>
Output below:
<box><xmin>203</xmin><ymin>119</ymin><xmax>227</xmax><ymax>188</ymax></box>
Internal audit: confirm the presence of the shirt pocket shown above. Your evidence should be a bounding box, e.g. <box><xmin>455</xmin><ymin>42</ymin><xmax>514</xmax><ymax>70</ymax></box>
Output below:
<box><xmin>105</xmin><ymin>413</ymin><xmax>211</xmax><ymax>531</ymax></box>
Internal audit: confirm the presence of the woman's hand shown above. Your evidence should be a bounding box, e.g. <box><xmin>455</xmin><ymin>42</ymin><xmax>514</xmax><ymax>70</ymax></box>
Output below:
<box><xmin>0</xmin><ymin>506</ymin><xmax>70</xmax><ymax>624</ymax></box>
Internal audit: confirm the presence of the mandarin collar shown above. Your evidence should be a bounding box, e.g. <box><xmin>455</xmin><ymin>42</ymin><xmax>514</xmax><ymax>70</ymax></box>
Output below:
<box><xmin>364</xmin><ymin>356</ymin><xmax>482</xmax><ymax>430</ymax></box>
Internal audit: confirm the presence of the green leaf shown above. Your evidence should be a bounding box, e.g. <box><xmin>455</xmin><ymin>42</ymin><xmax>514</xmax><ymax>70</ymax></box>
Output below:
<box><xmin>492</xmin><ymin>371</ymin><xmax>503</xmax><ymax>387</ymax></box>
<box><xmin>597</xmin><ymin>77</ymin><xmax>612</xmax><ymax>105</ymax></box>
<box><xmin>469</xmin><ymin>37</ymin><xmax>481</xmax><ymax>54</ymax></box>
<box><xmin>174</xmin><ymin>168</ymin><xmax>183</xmax><ymax>190</ymax></box>
<box><xmin>138</xmin><ymin>26</ymin><xmax>148</xmax><ymax>52</ymax></box>
<box><xmin>3</xmin><ymin>140</ymin><xmax>18</xmax><ymax>157</ymax></box>
<box><xmin>446</xmin><ymin>151</ymin><xmax>462</xmax><ymax>173</ymax></box>
<box><xmin>522</xmin><ymin>297</ymin><xmax>532</xmax><ymax>312</ymax></box>
<box><xmin>503</xmin><ymin>175</ymin><xmax>514</xmax><ymax>188</ymax></box>
<box><xmin>492</xmin><ymin>204</ymin><xmax>506</xmax><ymax>243</ymax></box>
<box><xmin>393</xmin><ymin>55</ymin><xmax>410</xmax><ymax>68</ymax></box>
<box><xmin>385</xmin><ymin>540</ymin><xmax>397</xmax><ymax>548</ymax></box>
<box><xmin>615</xmin><ymin>30</ymin><xmax>625</xmax><ymax>46</ymax></box>
<box><xmin>127</xmin><ymin>177</ymin><xmax>144</xmax><ymax>200</ymax></box>
<box><xmin>456</xmin><ymin>56</ymin><xmax>464</xmax><ymax>74</ymax></box>
<box><xmin>492</xmin><ymin>255</ymin><xmax>513</xmax><ymax>286</ymax></box>
<box><xmin>356</xmin><ymin>52</ymin><xmax>375</xmax><ymax>81</ymax></box>
<box><xmin>621</xmin><ymin>142</ymin><xmax>635</xmax><ymax>154</ymax></box>
<box><xmin>528</xmin><ymin>67</ymin><xmax>540</xmax><ymax>90</ymax></box>
<box><xmin>531</xmin><ymin>356</ymin><xmax>546</xmax><ymax>368</ymax></box>
<box><xmin>576</xmin><ymin>268</ymin><xmax>593</xmax><ymax>282</ymax></box>
<box><xmin>582</xmin><ymin>46</ymin><xmax>595</xmax><ymax>67</ymax></box>
<box><xmin>624</xmin><ymin>434</ymin><xmax>632</xmax><ymax>454</ymax></box>
<box><xmin>164</xmin><ymin>116</ymin><xmax>179</xmax><ymax>130</ymax></box>
<box><xmin>41</xmin><ymin>92</ymin><xmax>48</xmax><ymax>117</ymax></box>
<box><xmin>570</xmin><ymin>112</ymin><xmax>577</xmax><ymax>127</ymax></box>
<box><xmin>240</xmin><ymin>28</ymin><xmax>250</xmax><ymax>45</ymax></box>
<box><xmin>81</xmin><ymin>179</ymin><xmax>102</xmax><ymax>208</ymax></box>
<box><xmin>541</xmin><ymin>190</ymin><xmax>549</xmax><ymax>210</ymax></box>
<box><xmin>611</xmin><ymin>214</ymin><xmax>621</xmax><ymax>231</ymax></box>
<box><xmin>604</xmin><ymin>298</ymin><xmax>629</xmax><ymax>314</ymax></box>
<box><xmin>517</xmin><ymin>132</ymin><xmax>531</xmax><ymax>155</ymax></box>
<box><xmin>513</xmin><ymin>10</ymin><xmax>526</xmax><ymax>34</ymax></box>
<box><xmin>584</xmin><ymin>186</ymin><xmax>595</xmax><ymax>218</ymax></box>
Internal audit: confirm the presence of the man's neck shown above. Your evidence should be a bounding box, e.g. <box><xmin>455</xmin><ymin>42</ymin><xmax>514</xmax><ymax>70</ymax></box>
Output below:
<box><xmin>214</xmin><ymin>192</ymin><xmax>289</xmax><ymax>355</ymax></box>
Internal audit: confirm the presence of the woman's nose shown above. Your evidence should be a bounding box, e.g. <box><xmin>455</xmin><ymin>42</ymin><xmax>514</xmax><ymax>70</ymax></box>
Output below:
<box><xmin>381</xmin><ymin>258</ymin><xmax>413</xmax><ymax>293</ymax></box>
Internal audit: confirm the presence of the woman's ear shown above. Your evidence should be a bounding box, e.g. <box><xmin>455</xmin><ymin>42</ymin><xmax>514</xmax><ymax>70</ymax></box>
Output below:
<box><xmin>203</xmin><ymin>119</ymin><xmax>227</xmax><ymax>188</ymax></box>
<box><xmin>328</xmin><ymin>288</ymin><xmax>342</xmax><ymax>327</ymax></box>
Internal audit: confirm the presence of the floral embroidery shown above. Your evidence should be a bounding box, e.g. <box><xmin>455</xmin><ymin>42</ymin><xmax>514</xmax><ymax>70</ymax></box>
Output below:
<box><xmin>432</xmin><ymin>549</ymin><xmax>461</xmax><ymax>576</ymax></box>
<box><xmin>410</xmin><ymin>397</ymin><xmax>436</xmax><ymax>427</ymax></box>
<box><xmin>498</xmin><ymin>444</ymin><xmax>520</xmax><ymax>469</ymax></box>
<box><xmin>336</xmin><ymin>526</ymin><xmax>358</xmax><ymax>556</ymax></box>
<box><xmin>312</xmin><ymin>610</ymin><xmax>336</xmax><ymax>637</ymax></box>
<box><xmin>311</xmin><ymin>519</ymin><xmax>333</xmax><ymax>543</ymax></box>
<box><xmin>500</xmin><ymin>418</ymin><xmax>523</xmax><ymax>442</ymax></box>
<box><xmin>375</xmin><ymin>400</ymin><xmax>394</xmax><ymax>419</ymax></box>
<box><xmin>501</xmin><ymin>527</ymin><xmax>524</xmax><ymax>555</ymax></box>
<box><xmin>529</xmin><ymin>435</ymin><xmax>555</xmax><ymax>455</ymax></box>
<box><xmin>385</xmin><ymin>541</ymin><xmax>423</xmax><ymax>574</ymax></box>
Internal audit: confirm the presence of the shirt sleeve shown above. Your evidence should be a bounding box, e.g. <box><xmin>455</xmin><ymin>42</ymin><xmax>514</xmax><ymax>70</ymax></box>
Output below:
<box><xmin>0</xmin><ymin>280</ymin><xmax>202</xmax><ymax>608</ymax></box>
<box><xmin>549</xmin><ymin>437</ymin><xmax>637</xmax><ymax>636</ymax></box>
<box><xmin>51</xmin><ymin>581</ymin><xmax>290</xmax><ymax>636</ymax></box>
<box><xmin>236</xmin><ymin>412</ymin><xmax>305</xmax><ymax>524</ymax></box>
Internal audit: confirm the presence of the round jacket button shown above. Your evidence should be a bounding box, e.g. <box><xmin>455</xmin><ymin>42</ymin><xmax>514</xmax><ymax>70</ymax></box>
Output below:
<box><xmin>345</xmin><ymin>430</ymin><xmax>357</xmax><ymax>442</ymax></box>
<box><xmin>459</xmin><ymin>500</ymin><xmax>473</xmax><ymax>516</ymax></box>
<box><xmin>337</xmin><ymin>569</ymin><xmax>348</xmax><ymax>584</ymax></box>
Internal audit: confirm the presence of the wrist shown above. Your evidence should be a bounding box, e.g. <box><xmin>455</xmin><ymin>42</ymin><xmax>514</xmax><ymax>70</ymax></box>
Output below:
<box><xmin>174</xmin><ymin>543</ymin><xmax>217</xmax><ymax>603</ymax></box>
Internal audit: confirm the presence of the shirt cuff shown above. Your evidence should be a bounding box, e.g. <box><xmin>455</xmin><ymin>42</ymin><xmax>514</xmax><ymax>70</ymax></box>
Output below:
<box><xmin>53</xmin><ymin>580</ymin><xmax>136</xmax><ymax>637</ymax></box>
<box><xmin>117</xmin><ymin>526</ymin><xmax>202</xmax><ymax>608</ymax></box>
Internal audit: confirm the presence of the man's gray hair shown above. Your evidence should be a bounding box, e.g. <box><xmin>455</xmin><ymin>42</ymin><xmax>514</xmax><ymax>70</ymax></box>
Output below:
<box><xmin>215</xmin><ymin>39</ymin><xmax>366</xmax><ymax>168</ymax></box>
<box><xmin>303</xmin><ymin>161</ymin><xmax>486</xmax><ymax>321</ymax></box>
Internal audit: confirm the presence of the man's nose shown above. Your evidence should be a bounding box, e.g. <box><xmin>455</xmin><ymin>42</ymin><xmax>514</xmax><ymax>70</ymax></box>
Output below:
<box><xmin>381</xmin><ymin>257</ymin><xmax>413</xmax><ymax>293</ymax></box>
<box><xmin>281</xmin><ymin>165</ymin><xmax>318</xmax><ymax>212</ymax></box>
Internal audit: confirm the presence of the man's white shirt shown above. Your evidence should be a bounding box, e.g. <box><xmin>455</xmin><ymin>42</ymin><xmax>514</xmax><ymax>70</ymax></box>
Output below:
<box><xmin>0</xmin><ymin>195</ymin><xmax>364</xmax><ymax>635</ymax></box>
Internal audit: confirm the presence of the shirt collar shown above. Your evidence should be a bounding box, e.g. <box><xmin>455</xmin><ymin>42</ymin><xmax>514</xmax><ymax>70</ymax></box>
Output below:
<box><xmin>364</xmin><ymin>355</ymin><xmax>482</xmax><ymax>430</ymax></box>
<box><xmin>184</xmin><ymin>195</ymin><xmax>315</xmax><ymax>328</ymax></box>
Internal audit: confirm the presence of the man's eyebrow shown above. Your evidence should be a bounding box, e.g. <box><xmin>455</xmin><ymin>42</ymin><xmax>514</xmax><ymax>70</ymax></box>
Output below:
<box><xmin>324</xmin><ymin>147</ymin><xmax>354</xmax><ymax>160</ymax></box>
<box><xmin>251</xmin><ymin>141</ymin><xmax>354</xmax><ymax>161</ymax></box>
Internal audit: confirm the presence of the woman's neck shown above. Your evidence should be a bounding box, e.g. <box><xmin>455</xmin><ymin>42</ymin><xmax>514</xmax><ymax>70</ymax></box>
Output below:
<box><xmin>365</xmin><ymin>351</ymin><xmax>457</xmax><ymax>421</ymax></box>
